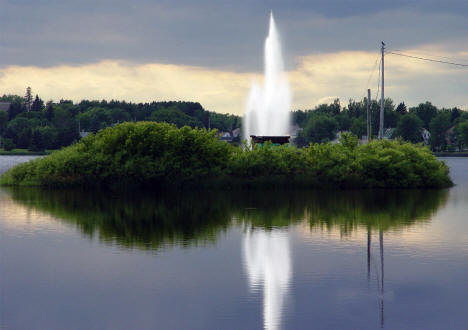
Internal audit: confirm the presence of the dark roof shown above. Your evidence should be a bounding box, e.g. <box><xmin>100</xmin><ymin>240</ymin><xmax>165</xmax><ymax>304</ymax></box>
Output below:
<box><xmin>0</xmin><ymin>102</ymin><xmax>10</xmax><ymax>111</ymax></box>
<box><xmin>250</xmin><ymin>135</ymin><xmax>290</xmax><ymax>145</ymax></box>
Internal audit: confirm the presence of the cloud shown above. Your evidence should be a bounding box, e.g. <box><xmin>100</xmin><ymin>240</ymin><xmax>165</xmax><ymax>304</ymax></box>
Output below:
<box><xmin>0</xmin><ymin>61</ymin><xmax>258</xmax><ymax>114</ymax></box>
<box><xmin>1</xmin><ymin>1</ymin><xmax>467</xmax><ymax>70</ymax></box>
<box><xmin>1</xmin><ymin>45</ymin><xmax>467</xmax><ymax>115</ymax></box>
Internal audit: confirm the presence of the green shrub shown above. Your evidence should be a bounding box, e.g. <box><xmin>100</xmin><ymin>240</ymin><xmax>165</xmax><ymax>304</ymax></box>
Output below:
<box><xmin>0</xmin><ymin>124</ymin><xmax>453</xmax><ymax>189</ymax></box>
<box><xmin>2</xmin><ymin>138</ymin><xmax>15</xmax><ymax>151</ymax></box>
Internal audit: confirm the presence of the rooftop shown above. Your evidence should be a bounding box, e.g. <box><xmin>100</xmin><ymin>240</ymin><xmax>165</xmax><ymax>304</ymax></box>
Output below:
<box><xmin>0</xmin><ymin>102</ymin><xmax>11</xmax><ymax>112</ymax></box>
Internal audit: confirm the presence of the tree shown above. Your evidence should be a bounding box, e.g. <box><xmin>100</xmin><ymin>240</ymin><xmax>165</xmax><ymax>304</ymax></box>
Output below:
<box><xmin>18</xmin><ymin>128</ymin><xmax>32</xmax><ymax>149</ymax></box>
<box><xmin>53</xmin><ymin>108</ymin><xmax>79</xmax><ymax>146</ymax></box>
<box><xmin>395</xmin><ymin>114</ymin><xmax>423</xmax><ymax>143</ymax></box>
<box><xmin>451</xmin><ymin>108</ymin><xmax>461</xmax><ymax>123</ymax></box>
<box><xmin>302</xmin><ymin>115</ymin><xmax>339</xmax><ymax>143</ymax></box>
<box><xmin>38</xmin><ymin>126</ymin><xmax>58</xmax><ymax>149</ymax></box>
<box><xmin>8</xmin><ymin>101</ymin><xmax>25</xmax><ymax>120</ymax></box>
<box><xmin>0</xmin><ymin>111</ymin><xmax>8</xmax><ymax>135</ymax></box>
<box><xmin>2</xmin><ymin>138</ymin><xmax>15</xmax><ymax>151</ymax></box>
<box><xmin>410</xmin><ymin>102</ymin><xmax>438</xmax><ymax>129</ymax></box>
<box><xmin>31</xmin><ymin>95</ymin><xmax>44</xmax><ymax>112</ymax></box>
<box><xmin>429</xmin><ymin>113</ymin><xmax>451</xmax><ymax>150</ymax></box>
<box><xmin>45</xmin><ymin>102</ymin><xmax>54</xmax><ymax>121</ymax></box>
<box><xmin>24</xmin><ymin>87</ymin><xmax>33</xmax><ymax>112</ymax></box>
<box><xmin>395</xmin><ymin>102</ymin><xmax>407</xmax><ymax>115</ymax></box>
<box><xmin>29</xmin><ymin>129</ymin><xmax>45</xmax><ymax>151</ymax></box>
<box><xmin>350</xmin><ymin>118</ymin><xmax>366</xmax><ymax>138</ymax></box>
<box><xmin>5</xmin><ymin>117</ymin><xmax>30</xmax><ymax>144</ymax></box>
<box><xmin>456</xmin><ymin>121</ymin><xmax>468</xmax><ymax>148</ymax></box>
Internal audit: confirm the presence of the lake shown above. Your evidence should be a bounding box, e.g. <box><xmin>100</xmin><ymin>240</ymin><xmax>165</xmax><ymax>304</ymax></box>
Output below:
<box><xmin>1</xmin><ymin>156</ymin><xmax>467</xmax><ymax>329</ymax></box>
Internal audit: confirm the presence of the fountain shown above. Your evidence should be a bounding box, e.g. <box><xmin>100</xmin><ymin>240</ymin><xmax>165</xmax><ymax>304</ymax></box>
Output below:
<box><xmin>243</xmin><ymin>12</ymin><xmax>291</xmax><ymax>144</ymax></box>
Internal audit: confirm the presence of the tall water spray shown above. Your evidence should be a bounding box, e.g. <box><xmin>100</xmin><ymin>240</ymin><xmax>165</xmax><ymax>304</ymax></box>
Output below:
<box><xmin>243</xmin><ymin>12</ymin><xmax>291</xmax><ymax>139</ymax></box>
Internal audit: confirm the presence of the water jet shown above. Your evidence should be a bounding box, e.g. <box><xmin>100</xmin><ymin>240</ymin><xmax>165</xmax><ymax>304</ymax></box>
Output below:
<box><xmin>243</xmin><ymin>12</ymin><xmax>291</xmax><ymax>144</ymax></box>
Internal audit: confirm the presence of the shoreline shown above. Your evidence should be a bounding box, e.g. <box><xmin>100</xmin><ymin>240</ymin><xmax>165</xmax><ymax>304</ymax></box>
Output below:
<box><xmin>434</xmin><ymin>152</ymin><xmax>468</xmax><ymax>157</ymax></box>
<box><xmin>0</xmin><ymin>149</ymin><xmax>54</xmax><ymax>156</ymax></box>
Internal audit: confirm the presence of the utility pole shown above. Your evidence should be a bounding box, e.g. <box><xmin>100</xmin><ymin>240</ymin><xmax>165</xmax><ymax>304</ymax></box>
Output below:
<box><xmin>367</xmin><ymin>89</ymin><xmax>371</xmax><ymax>141</ymax></box>
<box><xmin>379</xmin><ymin>42</ymin><xmax>385</xmax><ymax>139</ymax></box>
<box><xmin>379</xmin><ymin>229</ymin><xmax>384</xmax><ymax>328</ymax></box>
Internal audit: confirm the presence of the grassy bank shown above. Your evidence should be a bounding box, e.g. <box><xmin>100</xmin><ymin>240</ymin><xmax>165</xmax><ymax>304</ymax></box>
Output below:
<box><xmin>0</xmin><ymin>122</ymin><xmax>453</xmax><ymax>189</ymax></box>
<box><xmin>434</xmin><ymin>151</ymin><xmax>468</xmax><ymax>157</ymax></box>
<box><xmin>0</xmin><ymin>148</ymin><xmax>53</xmax><ymax>156</ymax></box>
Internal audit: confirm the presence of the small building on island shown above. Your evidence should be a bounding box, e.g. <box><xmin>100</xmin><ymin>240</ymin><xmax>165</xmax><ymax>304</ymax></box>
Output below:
<box><xmin>250</xmin><ymin>135</ymin><xmax>290</xmax><ymax>146</ymax></box>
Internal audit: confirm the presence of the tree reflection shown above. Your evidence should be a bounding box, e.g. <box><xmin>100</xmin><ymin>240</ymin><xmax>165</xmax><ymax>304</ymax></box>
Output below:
<box><xmin>4</xmin><ymin>188</ymin><xmax>448</xmax><ymax>251</ymax></box>
<box><xmin>4</xmin><ymin>187</ymin><xmax>448</xmax><ymax>329</ymax></box>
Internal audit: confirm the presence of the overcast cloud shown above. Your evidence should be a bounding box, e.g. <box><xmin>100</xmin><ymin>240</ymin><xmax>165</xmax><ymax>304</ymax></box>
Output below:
<box><xmin>2</xmin><ymin>0</ymin><xmax>467</xmax><ymax>69</ymax></box>
<box><xmin>0</xmin><ymin>0</ymin><xmax>467</xmax><ymax>112</ymax></box>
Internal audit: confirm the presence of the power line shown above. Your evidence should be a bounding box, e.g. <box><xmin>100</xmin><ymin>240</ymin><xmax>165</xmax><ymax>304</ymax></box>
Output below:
<box><xmin>386</xmin><ymin>51</ymin><xmax>468</xmax><ymax>67</ymax></box>
<box><xmin>361</xmin><ymin>54</ymin><xmax>380</xmax><ymax>100</ymax></box>
<box><xmin>386</xmin><ymin>48</ymin><xmax>468</xmax><ymax>64</ymax></box>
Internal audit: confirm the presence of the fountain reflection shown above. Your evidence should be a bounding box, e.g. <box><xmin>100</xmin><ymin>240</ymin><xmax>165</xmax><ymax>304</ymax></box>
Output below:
<box><xmin>243</xmin><ymin>228</ymin><xmax>291</xmax><ymax>330</ymax></box>
<box><xmin>2</xmin><ymin>187</ymin><xmax>449</xmax><ymax>329</ymax></box>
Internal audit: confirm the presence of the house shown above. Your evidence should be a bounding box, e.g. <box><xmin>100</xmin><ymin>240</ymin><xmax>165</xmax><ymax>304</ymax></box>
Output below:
<box><xmin>383</xmin><ymin>128</ymin><xmax>395</xmax><ymax>140</ymax></box>
<box><xmin>231</xmin><ymin>128</ymin><xmax>241</xmax><ymax>138</ymax></box>
<box><xmin>217</xmin><ymin>129</ymin><xmax>242</xmax><ymax>143</ymax></box>
<box><xmin>218</xmin><ymin>131</ymin><xmax>233</xmax><ymax>142</ymax></box>
<box><xmin>0</xmin><ymin>102</ymin><xmax>10</xmax><ymax>112</ymax></box>
<box><xmin>421</xmin><ymin>128</ymin><xmax>430</xmax><ymax>145</ymax></box>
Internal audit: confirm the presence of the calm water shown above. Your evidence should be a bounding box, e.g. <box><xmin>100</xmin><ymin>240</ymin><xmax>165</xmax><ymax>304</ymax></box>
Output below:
<box><xmin>1</xmin><ymin>156</ymin><xmax>468</xmax><ymax>330</ymax></box>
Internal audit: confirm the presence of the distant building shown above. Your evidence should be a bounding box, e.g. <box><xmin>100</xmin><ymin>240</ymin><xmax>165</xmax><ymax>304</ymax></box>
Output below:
<box><xmin>218</xmin><ymin>131</ymin><xmax>233</xmax><ymax>142</ymax></box>
<box><xmin>231</xmin><ymin>128</ymin><xmax>241</xmax><ymax>138</ymax></box>
<box><xmin>421</xmin><ymin>128</ymin><xmax>431</xmax><ymax>145</ymax></box>
<box><xmin>0</xmin><ymin>102</ymin><xmax>11</xmax><ymax>112</ymax></box>
<box><xmin>217</xmin><ymin>128</ymin><xmax>241</xmax><ymax>143</ymax></box>
<box><xmin>383</xmin><ymin>128</ymin><xmax>395</xmax><ymax>140</ymax></box>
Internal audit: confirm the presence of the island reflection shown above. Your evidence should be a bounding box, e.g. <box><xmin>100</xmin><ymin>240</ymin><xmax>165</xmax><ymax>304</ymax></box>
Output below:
<box><xmin>4</xmin><ymin>187</ymin><xmax>449</xmax><ymax>330</ymax></box>
<box><xmin>4</xmin><ymin>187</ymin><xmax>448</xmax><ymax>250</ymax></box>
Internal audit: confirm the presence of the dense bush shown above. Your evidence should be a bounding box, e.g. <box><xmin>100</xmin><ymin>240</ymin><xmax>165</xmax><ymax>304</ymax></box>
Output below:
<box><xmin>0</xmin><ymin>122</ymin><xmax>230</xmax><ymax>187</ymax></box>
<box><xmin>0</xmin><ymin>123</ymin><xmax>453</xmax><ymax>188</ymax></box>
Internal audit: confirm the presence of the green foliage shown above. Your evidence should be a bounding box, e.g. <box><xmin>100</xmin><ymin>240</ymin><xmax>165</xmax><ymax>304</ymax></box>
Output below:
<box><xmin>0</xmin><ymin>111</ymin><xmax>8</xmax><ymax>135</ymax></box>
<box><xmin>0</xmin><ymin>123</ymin><xmax>452</xmax><ymax>189</ymax></box>
<box><xmin>429</xmin><ymin>112</ymin><xmax>451</xmax><ymax>149</ymax></box>
<box><xmin>456</xmin><ymin>121</ymin><xmax>468</xmax><ymax>147</ymax></box>
<box><xmin>394</xmin><ymin>114</ymin><xmax>423</xmax><ymax>143</ymax></box>
<box><xmin>350</xmin><ymin>118</ymin><xmax>366</xmax><ymax>138</ymax></box>
<box><xmin>2</xmin><ymin>138</ymin><xmax>15</xmax><ymax>151</ymax></box>
<box><xmin>302</xmin><ymin>115</ymin><xmax>339</xmax><ymax>143</ymax></box>
<box><xmin>147</xmin><ymin>106</ymin><xmax>203</xmax><ymax>128</ymax></box>
<box><xmin>395</xmin><ymin>102</ymin><xmax>407</xmax><ymax>115</ymax></box>
<box><xmin>31</xmin><ymin>95</ymin><xmax>44</xmax><ymax>112</ymax></box>
<box><xmin>410</xmin><ymin>102</ymin><xmax>438</xmax><ymax>128</ymax></box>
<box><xmin>2</xmin><ymin>95</ymin><xmax>241</xmax><ymax>152</ymax></box>
<box><xmin>29</xmin><ymin>129</ymin><xmax>45</xmax><ymax>152</ymax></box>
<box><xmin>1</xmin><ymin>122</ymin><xmax>230</xmax><ymax>187</ymax></box>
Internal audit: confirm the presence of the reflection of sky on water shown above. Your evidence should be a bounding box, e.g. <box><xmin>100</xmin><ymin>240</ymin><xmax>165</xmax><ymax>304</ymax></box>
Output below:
<box><xmin>1</xmin><ymin>157</ymin><xmax>468</xmax><ymax>329</ymax></box>
<box><xmin>0</xmin><ymin>189</ymin><xmax>71</xmax><ymax>236</ymax></box>
<box><xmin>243</xmin><ymin>229</ymin><xmax>291</xmax><ymax>330</ymax></box>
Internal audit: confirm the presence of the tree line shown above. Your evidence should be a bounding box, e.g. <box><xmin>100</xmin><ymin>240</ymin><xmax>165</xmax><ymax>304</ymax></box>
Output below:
<box><xmin>0</xmin><ymin>88</ymin><xmax>241</xmax><ymax>151</ymax></box>
<box><xmin>293</xmin><ymin>98</ymin><xmax>468</xmax><ymax>151</ymax></box>
<box><xmin>1</xmin><ymin>87</ymin><xmax>466</xmax><ymax>152</ymax></box>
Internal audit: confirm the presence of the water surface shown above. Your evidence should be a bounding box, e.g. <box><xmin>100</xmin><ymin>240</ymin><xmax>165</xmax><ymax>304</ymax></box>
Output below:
<box><xmin>1</xmin><ymin>156</ymin><xmax>467</xmax><ymax>329</ymax></box>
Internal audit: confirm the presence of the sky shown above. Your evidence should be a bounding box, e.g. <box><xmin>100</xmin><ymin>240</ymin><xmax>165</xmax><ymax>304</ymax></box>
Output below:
<box><xmin>1</xmin><ymin>0</ymin><xmax>467</xmax><ymax>115</ymax></box>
